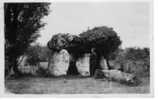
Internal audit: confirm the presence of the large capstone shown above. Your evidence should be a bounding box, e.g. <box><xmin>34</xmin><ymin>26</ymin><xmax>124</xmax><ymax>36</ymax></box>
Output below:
<box><xmin>48</xmin><ymin>49</ymin><xmax>70</xmax><ymax>76</ymax></box>
<box><xmin>76</xmin><ymin>53</ymin><xmax>90</xmax><ymax>76</ymax></box>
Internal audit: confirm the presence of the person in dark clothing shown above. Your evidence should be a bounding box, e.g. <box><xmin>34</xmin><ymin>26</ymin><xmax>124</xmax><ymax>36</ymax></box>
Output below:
<box><xmin>90</xmin><ymin>48</ymin><xmax>100</xmax><ymax>76</ymax></box>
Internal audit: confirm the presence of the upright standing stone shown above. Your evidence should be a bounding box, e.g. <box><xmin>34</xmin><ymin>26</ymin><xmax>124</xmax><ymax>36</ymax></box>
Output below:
<box><xmin>18</xmin><ymin>55</ymin><xmax>28</xmax><ymax>73</ymax></box>
<box><xmin>100</xmin><ymin>56</ymin><xmax>108</xmax><ymax>70</ymax></box>
<box><xmin>48</xmin><ymin>49</ymin><xmax>70</xmax><ymax>76</ymax></box>
<box><xmin>18</xmin><ymin>55</ymin><xmax>38</xmax><ymax>75</ymax></box>
<box><xmin>76</xmin><ymin>53</ymin><xmax>90</xmax><ymax>76</ymax></box>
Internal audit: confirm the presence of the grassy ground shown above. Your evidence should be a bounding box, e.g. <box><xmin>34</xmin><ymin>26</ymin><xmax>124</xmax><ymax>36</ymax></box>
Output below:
<box><xmin>5</xmin><ymin>76</ymin><xmax>150</xmax><ymax>94</ymax></box>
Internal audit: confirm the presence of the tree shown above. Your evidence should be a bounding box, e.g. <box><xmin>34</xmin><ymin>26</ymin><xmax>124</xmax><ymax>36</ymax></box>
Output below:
<box><xmin>124</xmin><ymin>47</ymin><xmax>150</xmax><ymax>70</ymax></box>
<box><xmin>5</xmin><ymin>3</ymin><xmax>50</xmax><ymax>76</ymax></box>
<box><xmin>38</xmin><ymin>46</ymin><xmax>52</xmax><ymax>62</ymax></box>
<box><xmin>27</xmin><ymin>44</ymin><xmax>52</xmax><ymax>62</ymax></box>
<box><xmin>25</xmin><ymin>45</ymin><xmax>41</xmax><ymax>66</ymax></box>
<box><xmin>79</xmin><ymin>26</ymin><xmax>122</xmax><ymax>70</ymax></box>
<box><xmin>124</xmin><ymin>47</ymin><xmax>150</xmax><ymax>61</ymax></box>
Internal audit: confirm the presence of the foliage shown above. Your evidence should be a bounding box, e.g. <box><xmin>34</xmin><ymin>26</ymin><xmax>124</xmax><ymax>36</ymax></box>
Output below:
<box><xmin>124</xmin><ymin>47</ymin><xmax>150</xmax><ymax>73</ymax></box>
<box><xmin>25</xmin><ymin>45</ymin><xmax>41</xmax><ymax>65</ymax></box>
<box><xmin>5</xmin><ymin>3</ymin><xmax>50</xmax><ymax>75</ymax></box>
<box><xmin>110</xmin><ymin>47</ymin><xmax>150</xmax><ymax>64</ymax></box>
<box><xmin>26</xmin><ymin>44</ymin><xmax>51</xmax><ymax>65</ymax></box>
<box><xmin>109</xmin><ymin>47</ymin><xmax>150</xmax><ymax>77</ymax></box>
<box><xmin>79</xmin><ymin>26</ymin><xmax>122</xmax><ymax>58</ymax></box>
<box><xmin>124</xmin><ymin>47</ymin><xmax>149</xmax><ymax>61</ymax></box>
<box><xmin>39</xmin><ymin>46</ymin><xmax>52</xmax><ymax>61</ymax></box>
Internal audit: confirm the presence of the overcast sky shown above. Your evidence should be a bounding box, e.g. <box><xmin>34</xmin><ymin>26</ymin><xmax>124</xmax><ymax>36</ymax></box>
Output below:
<box><xmin>37</xmin><ymin>2</ymin><xmax>152</xmax><ymax>48</ymax></box>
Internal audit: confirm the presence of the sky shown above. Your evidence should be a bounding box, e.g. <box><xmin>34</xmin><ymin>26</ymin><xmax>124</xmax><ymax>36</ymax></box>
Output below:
<box><xmin>36</xmin><ymin>1</ymin><xmax>152</xmax><ymax>48</ymax></box>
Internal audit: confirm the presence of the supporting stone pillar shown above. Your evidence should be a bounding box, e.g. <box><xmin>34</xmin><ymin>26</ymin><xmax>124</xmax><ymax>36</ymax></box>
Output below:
<box><xmin>48</xmin><ymin>49</ymin><xmax>70</xmax><ymax>76</ymax></box>
<box><xmin>100</xmin><ymin>56</ymin><xmax>108</xmax><ymax>70</ymax></box>
<box><xmin>76</xmin><ymin>53</ymin><xmax>90</xmax><ymax>76</ymax></box>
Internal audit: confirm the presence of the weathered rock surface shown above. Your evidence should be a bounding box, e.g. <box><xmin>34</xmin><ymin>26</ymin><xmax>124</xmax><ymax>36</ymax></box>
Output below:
<box><xmin>94</xmin><ymin>69</ymin><xmax>137</xmax><ymax>85</ymax></box>
<box><xmin>18</xmin><ymin>55</ymin><xmax>38</xmax><ymax>75</ymax></box>
<box><xmin>103</xmin><ymin>70</ymin><xmax>136</xmax><ymax>83</ymax></box>
<box><xmin>99</xmin><ymin>57</ymin><xmax>108</xmax><ymax>70</ymax></box>
<box><xmin>76</xmin><ymin>53</ymin><xmax>90</xmax><ymax>76</ymax></box>
<box><xmin>48</xmin><ymin>49</ymin><xmax>70</xmax><ymax>76</ymax></box>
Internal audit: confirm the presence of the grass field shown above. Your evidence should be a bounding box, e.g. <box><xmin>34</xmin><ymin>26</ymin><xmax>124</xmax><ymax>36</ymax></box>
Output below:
<box><xmin>5</xmin><ymin>76</ymin><xmax>150</xmax><ymax>94</ymax></box>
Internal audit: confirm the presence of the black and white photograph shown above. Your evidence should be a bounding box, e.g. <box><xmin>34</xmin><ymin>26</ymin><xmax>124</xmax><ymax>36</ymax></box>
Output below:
<box><xmin>1</xmin><ymin>0</ymin><xmax>153</xmax><ymax>96</ymax></box>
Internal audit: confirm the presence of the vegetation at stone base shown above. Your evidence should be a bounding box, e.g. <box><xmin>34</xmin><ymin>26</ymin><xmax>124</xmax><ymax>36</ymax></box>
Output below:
<box><xmin>35</xmin><ymin>67</ymin><xmax>50</xmax><ymax>77</ymax></box>
<box><xmin>67</xmin><ymin>55</ymin><xmax>79</xmax><ymax>75</ymax></box>
<box><xmin>5</xmin><ymin>3</ymin><xmax>50</xmax><ymax>77</ymax></box>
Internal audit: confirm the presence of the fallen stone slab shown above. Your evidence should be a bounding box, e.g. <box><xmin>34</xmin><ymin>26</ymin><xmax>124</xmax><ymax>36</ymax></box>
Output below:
<box><xmin>94</xmin><ymin>69</ymin><xmax>139</xmax><ymax>85</ymax></box>
<box><xmin>94</xmin><ymin>69</ymin><xmax>105</xmax><ymax>79</ymax></box>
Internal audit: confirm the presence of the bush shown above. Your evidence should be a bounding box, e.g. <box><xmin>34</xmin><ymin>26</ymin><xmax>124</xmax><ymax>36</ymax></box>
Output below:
<box><xmin>25</xmin><ymin>44</ymin><xmax>52</xmax><ymax>65</ymax></box>
<box><xmin>109</xmin><ymin>47</ymin><xmax>150</xmax><ymax>77</ymax></box>
<box><xmin>26</xmin><ymin>45</ymin><xmax>41</xmax><ymax>66</ymax></box>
